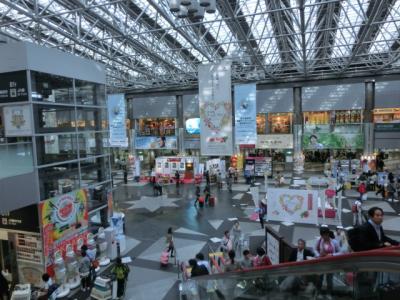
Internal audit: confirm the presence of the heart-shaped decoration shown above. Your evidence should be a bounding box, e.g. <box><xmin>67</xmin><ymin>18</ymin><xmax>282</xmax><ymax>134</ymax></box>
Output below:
<box><xmin>279</xmin><ymin>194</ymin><xmax>304</xmax><ymax>215</ymax></box>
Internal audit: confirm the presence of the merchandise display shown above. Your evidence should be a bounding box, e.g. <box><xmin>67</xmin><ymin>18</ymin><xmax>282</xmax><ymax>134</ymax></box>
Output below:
<box><xmin>268</xmin><ymin>113</ymin><xmax>292</xmax><ymax>133</ymax></box>
<box><xmin>97</xmin><ymin>228</ymin><xmax>110</xmax><ymax>267</ymax></box>
<box><xmin>65</xmin><ymin>244</ymin><xmax>80</xmax><ymax>289</ymax></box>
<box><xmin>138</xmin><ymin>118</ymin><xmax>175</xmax><ymax>136</ymax></box>
<box><xmin>53</xmin><ymin>251</ymin><xmax>70</xmax><ymax>298</ymax></box>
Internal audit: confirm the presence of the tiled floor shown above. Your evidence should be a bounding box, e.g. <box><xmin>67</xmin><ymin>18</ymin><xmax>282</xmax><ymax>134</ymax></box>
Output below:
<box><xmin>66</xmin><ymin>178</ymin><xmax>400</xmax><ymax>300</ymax></box>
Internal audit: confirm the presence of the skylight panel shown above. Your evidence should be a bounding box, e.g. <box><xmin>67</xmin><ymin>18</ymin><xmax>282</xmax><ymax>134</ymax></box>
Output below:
<box><xmin>331</xmin><ymin>0</ymin><xmax>370</xmax><ymax>58</ymax></box>
<box><xmin>239</xmin><ymin>0</ymin><xmax>280</xmax><ymax>65</ymax></box>
<box><xmin>370</xmin><ymin>1</ymin><xmax>400</xmax><ymax>53</ymax></box>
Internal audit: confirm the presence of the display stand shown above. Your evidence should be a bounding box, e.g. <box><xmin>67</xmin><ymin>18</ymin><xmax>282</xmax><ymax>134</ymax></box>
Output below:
<box><xmin>54</xmin><ymin>251</ymin><xmax>70</xmax><ymax>298</ymax></box>
<box><xmin>97</xmin><ymin>228</ymin><xmax>110</xmax><ymax>267</ymax></box>
<box><xmin>65</xmin><ymin>244</ymin><xmax>80</xmax><ymax>289</ymax></box>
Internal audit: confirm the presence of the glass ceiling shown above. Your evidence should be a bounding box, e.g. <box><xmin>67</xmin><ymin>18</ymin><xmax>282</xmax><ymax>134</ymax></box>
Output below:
<box><xmin>0</xmin><ymin>0</ymin><xmax>400</xmax><ymax>91</ymax></box>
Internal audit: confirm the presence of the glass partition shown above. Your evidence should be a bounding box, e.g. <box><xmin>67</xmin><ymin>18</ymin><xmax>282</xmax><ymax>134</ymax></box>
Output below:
<box><xmin>31</xmin><ymin>71</ymin><xmax>74</xmax><ymax>104</ymax></box>
<box><xmin>0</xmin><ymin>142</ymin><xmax>34</xmax><ymax>179</ymax></box>
<box><xmin>80</xmin><ymin>156</ymin><xmax>111</xmax><ymax>187</ymax></box>
<box><xmin>38</xmin><ymin>162</ymin><xmax>79</xmax><ymax>200</ymax></box>
<box><xmin>36</xmin><ymin>134</ymin><xmax>78</xmax><ymax>165</ymax></box>
<box><xmin>34</xmin><ymin>104</ymin><xmax>76</xmax><ymax>133</ymax></box>
<box><xmin>75</xmin><ymin>79</ymin><xmax>106</xmax><ymax>106</ymax></box>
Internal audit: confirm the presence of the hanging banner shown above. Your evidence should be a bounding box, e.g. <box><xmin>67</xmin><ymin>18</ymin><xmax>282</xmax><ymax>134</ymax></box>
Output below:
<box><xmin>199</xmin><ymin>61</ymin><xmax>233</xmax><ymax>156</ymax></box>
<box><xmin>107</xmin><ymin>93</ymin><xmax>128</xmax><ymax>147</ymax></box>
<box><xmin>267</xmin><ymin>188</ymin><xmax>318</xmax><ymax>225</ymax></box>
<box><xmin>234</xmin><ymin>83</ymin><xmax>257</xmax><ymax>145</ymax></box>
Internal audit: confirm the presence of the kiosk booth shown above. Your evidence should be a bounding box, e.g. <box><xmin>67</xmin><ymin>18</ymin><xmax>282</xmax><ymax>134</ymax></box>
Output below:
<box><xmin>155</xmin><ymin>156</ymin><xmax>202</xmax><ymax>184</ymax></box>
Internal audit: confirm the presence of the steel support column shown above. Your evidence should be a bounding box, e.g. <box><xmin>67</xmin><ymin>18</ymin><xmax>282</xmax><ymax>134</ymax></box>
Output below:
<box><xmin>293</xmin><ymin>86</ymin><xmax>304</xmax><ymax>175</ymax></box>
<box><xmin>364</xmin><ymin>80</ymin><xmax>375</xmax><ymax>155</ymax></box>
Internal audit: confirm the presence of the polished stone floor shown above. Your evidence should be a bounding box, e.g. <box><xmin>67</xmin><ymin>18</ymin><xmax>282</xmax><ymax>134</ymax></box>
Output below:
<box><xmin>67</xmin><ymin>176</ymin><xmax>400</xmax><ymax>300</ymax></box>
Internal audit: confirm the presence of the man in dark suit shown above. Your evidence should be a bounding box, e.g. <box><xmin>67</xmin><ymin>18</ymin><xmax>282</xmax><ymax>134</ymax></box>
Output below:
<box><xmin>358</xmin><ymin>207</ymin><xmax>399</xmax><ymax>251</ymax></box>
<box><xmin>289</xmin><ymin>239</ymin><xmax>315</xmax><ymax>262</ymax></box>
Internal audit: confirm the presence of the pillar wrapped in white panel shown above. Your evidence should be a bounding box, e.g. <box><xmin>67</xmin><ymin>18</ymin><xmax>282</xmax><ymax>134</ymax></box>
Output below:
<box><xmin>188</xmin><ymin>0</ymin><xmax>199</xmax><ymax>13</ymax></box>
<box><xmin>199</xmin><ymin>0</ymin><xmax>211</xmax><ymax>7</ymax></box>
<box><xmin>181</xmin><ymin>0</ymin><xmax>191</xmax><ymax>6</ymax></box>
<box><xmin>169</xmin><ymin>0</ymin><xmax>181</xmax><ymax>13</ymax></box>
<box><xmin>178</xmin><ymin>5</ymin><xmax>189</xmax><ymax>18</ymax></box>
<box><xmin>206</xmin><ymin>0</ymin><xmax>216</xmax><ymax>13</ymax></box>
<box><xmin>193</xmin><ymin>6</ymin><xmax>205</xmax><ymax>20</ymax></box>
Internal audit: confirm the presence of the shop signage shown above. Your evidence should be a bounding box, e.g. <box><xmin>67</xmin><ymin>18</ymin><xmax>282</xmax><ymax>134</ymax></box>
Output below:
<box><xmin>0</xmin><ymin>204</ymin><xmax>40</xmax><ymax>232</ymax></box>
<box><xmin>234</xmin><ymin>83</ymin><xmax>257</xmax><ymax>145</ymax></box>
<box><xmin>375</xmin><ymin>123</ymin><xmax>400</xmax><ymax>131</ymax></box>
<box><xmin>303</xmin><ymin>132</ymin><xmax>363</xmax><ymax>149</ymax></box>
<box><xmin>107</xmin><ymin>93</ymin><xmax>128</xmax><ymax>147</ymax></box>
<box><xmin>3</xmin><ymin>104</ymin><xmax>33</xmax><ymax>136</ymax></box>
<box><xmin>184</xmin><ymin>138</ymin><xmax>200</xmax><ymax>149</ymax></box>
<box><xmin>0</xmin><ymin>71</ymin><xmax>28</xmax><ymax>103</ymax></box>
<box><xmin>135</xmin><ymin>136</ymin><xmax>177</xmax><ymax>149</ymax></box>
<box><xmin>199</xmin><ymin>61</ymin><xmax>233</xmax><ymax>156</ymax></box>
<box><xmin>39</xmin><ymin>189</ymin><xmax>88</xmax><ymax>266</ymax></box>
<box><xmin>257</xmin><ymin>134</ymin><xmax>294</xmax><ymax>149</ymax></box>
<box><xmin>267</xmin><ymin>188</ymin><xmax>318</xmax><ymax>225</ymax></box>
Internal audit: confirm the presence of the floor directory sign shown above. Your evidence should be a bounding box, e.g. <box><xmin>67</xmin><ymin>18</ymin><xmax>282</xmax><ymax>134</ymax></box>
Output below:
<box><xmin>199</xmin><ymin>61</ymin><xmax>233</xmax><ymax>156</ymax></box>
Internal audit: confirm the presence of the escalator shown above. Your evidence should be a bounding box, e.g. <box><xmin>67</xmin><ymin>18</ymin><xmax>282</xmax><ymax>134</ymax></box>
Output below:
<box><xmin>180</xmin><ymin>248</ymin><xmax>400</xmax><ymax>300</ymax></box>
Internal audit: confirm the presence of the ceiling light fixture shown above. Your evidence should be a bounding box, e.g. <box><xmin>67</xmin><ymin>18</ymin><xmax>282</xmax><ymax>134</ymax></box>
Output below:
<box><xmin>169</xmin><ymin>0</ymin><xmax>216</xmax><ymax>20</ymax></box>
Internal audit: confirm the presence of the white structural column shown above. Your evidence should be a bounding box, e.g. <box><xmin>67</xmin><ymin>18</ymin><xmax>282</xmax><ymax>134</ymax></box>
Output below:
<box><xmin>364</xmin><ymin>80</ymin><xmax>375</xmax><ymax>155</ymax></box>
<box><xmin>176</xmin><ymin>94</ymin><xmax>185</xmax><ymax>155</ymax></box>
<box><xmin>293</xmin><ymin>86</ymin><xmax>304</xmax><ymax>175</ymax></box>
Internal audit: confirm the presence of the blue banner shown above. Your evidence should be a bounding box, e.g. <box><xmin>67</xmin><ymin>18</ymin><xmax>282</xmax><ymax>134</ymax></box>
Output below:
<box><xmin>107</xmin><ymin>94</ymin><xmax>128</xmax><ymax>147</ymax></box>
<box><xmin>234</xmin><ymin>84</ymin><xmax>257</xmax><ymax>145</ymax></box>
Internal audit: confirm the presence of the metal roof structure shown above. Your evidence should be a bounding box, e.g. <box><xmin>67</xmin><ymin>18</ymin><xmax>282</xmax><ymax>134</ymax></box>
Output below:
<box><xmin>1</xmin><ymin>0</ymin><xmax>400</xmax><ymax>91</ymax></box>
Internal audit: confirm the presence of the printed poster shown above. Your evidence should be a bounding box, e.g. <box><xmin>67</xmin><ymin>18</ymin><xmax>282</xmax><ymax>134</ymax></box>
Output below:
<box><xmin>267</xmin><ymin>232</ymin><xmax>280</xmax><ymax>265</ymax></box>
<box><xmin>39</xmin><ymin>189</ymin><xmax>89</xmax><ymax>266</ymax></box>
<box><xmin>257</xmin><ymin>134</ymin><xmax>294</xmax><ymax>149</ymax></box>
<box><xmin>3</xmin><ymin>104</ymin><xmax>33</xmax><ymax>136</ymax></box>
<box><xmin>135</xmin><ymin>136</ymin><xmax>177</xmax><ymax>149</ymax></box>
<box><xmin>234</xmin><ymin>84</ymin><xmax>257</xmax><ymax>145</ymax></box>
<box><xmin>107</xmin><ymin>93</ymin><xmax>128</xmax><ymax>147</ymax></box>
<box><xmin>267</xmin><ymin>188</ymin><xmax>318</xmax><ymax>225</ymax></box>
<box><xmin>199</xmin><ymin>61</ymin><xmax>233</xmax><ymax>156</ymax></box>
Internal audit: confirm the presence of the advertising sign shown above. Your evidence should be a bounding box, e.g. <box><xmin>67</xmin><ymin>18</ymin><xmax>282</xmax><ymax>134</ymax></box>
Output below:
<box><xmin>267</xmin><ymin>232</ymin><xmax>280</xmax><ymax>265</ymax></box>
<box><xmin>135</xmin><ymin>136</ymin><xmax>177</xmax><ymax>149</ymax></box>
<box><xmin>267</xmin><ymin>188</ymin><xmax>318</xmax><ymax>225</ymax></box>
<box><xmin>107</xmin><ymin>93</ymin><xmax>128</xmax><ymax>147</ymax></box>
<box><xmin>39</xmin><ymin>189</ymin><xmax>88</xmax><ymax>266</ymax></box>
<box><xmin>0</xmin><ymin>71</ymin><xmax>28</xmax><ymax>103</ymax></box>
<box><xmin>3</xmin><ymin>105</ymin><xmax>33</xmax><ymax>136</ymax></box>
<box><xmin>257</xmin><ymin>134</ymin><xmax>294</xmax><ymax>149</ymax></box>
<box><xmin>185</xmin><ymin>118</ymin><xmax>200</xmax><ymax>135</ymax></box>
<box><xmin>234</xmin><ymin>84</ymin><xmax>257</xmax><ymax>145</ymax></box>
<box><xmin>303</xmin><ymin>132</ymin><xmax>363</xmax><ymax>149</ymax></box>
<box><xmin>199</xmin><ymin>61</ymin><xmax>233</xmax><ymax>156</ymax></box>
<box><xmin>0</xmin><ymin>204</ymin><xmax>40</xmax><ymax>232</ymax></box>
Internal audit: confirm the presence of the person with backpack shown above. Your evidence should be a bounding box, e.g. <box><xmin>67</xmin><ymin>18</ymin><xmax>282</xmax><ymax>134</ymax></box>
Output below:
<box><xmin>166</xmin><ymin>227</ymin><xmax>175</xmax><ymax>258</ymax></box>
<box><xmin>111</xmin><ymin>257</ymin><xmax>130</xmax><ymax>298</ymax></box>
<box><xmin>352</xmin><ymin>199</ymin><xmax>363</xmax><ymax>226</ymax></box>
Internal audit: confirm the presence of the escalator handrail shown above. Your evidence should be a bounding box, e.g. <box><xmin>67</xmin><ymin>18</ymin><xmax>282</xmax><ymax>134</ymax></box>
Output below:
<box><xmin>200</xmin><ymin>247</ymin><xmax>400</xmax><ymax>280</ymax></box>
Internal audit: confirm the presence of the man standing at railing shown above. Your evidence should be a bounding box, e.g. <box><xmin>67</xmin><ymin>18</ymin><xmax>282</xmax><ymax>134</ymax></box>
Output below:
<box><xmin>357</xmin><ymin>207</ymin><xmax>399</xmax><ymax>251</ymax></box>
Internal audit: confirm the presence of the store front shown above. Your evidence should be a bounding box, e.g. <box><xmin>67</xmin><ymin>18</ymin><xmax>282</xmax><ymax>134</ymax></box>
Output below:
<box><xmin>303</xmin><ymin>110</ymin><xmax>364</xmax><ymax>173</ymax></box>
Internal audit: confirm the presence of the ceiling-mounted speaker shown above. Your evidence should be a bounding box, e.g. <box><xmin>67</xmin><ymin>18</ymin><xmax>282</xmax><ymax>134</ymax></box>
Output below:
<box><xmin>181</xmin><ymin>0</ymin><xmax>192</xmax><ymax>6</ymax></box>
<box><xmin>193</xmin><ymin>6</ymin><xmax>205</xmax><ymax>20</ymax></box>
<box><xmin>206</xmin><ymin>0</ymin><xmax>216</xmax><ymax>13</ymax></box>
<box><xmin>199</xmin><ymin>0</ymin><xmax>211</xmax><ymax>7</ymax></box>
<box><xmin>178</xmin><ymin>5</ymin><xmax>189</xmax><ymax>18</ymax></box>
<box><xmin>188</xmin><ymin>0</ymin><xmax>199</xmax><ymax>13</ymax></box>
<box><xmin>169</xmin><ymin>0</ymin><xmax>181</xmax><ymax>13</ymax></box>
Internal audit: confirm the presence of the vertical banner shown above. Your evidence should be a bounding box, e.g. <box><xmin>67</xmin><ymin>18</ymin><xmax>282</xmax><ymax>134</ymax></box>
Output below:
<box><xmin>107</xmin><ymin>93</ymin><xmax>128</xmax><ymax>147</ymax></box>
<box><xmin>199</xmin><ymin>61</ymin><xmax>233</xmax><ymax>156</ymax></box>
<box><xmin>234</xmin><ymin>83</ymin><xmax>257</xmax><ymax>145</ymax></box>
